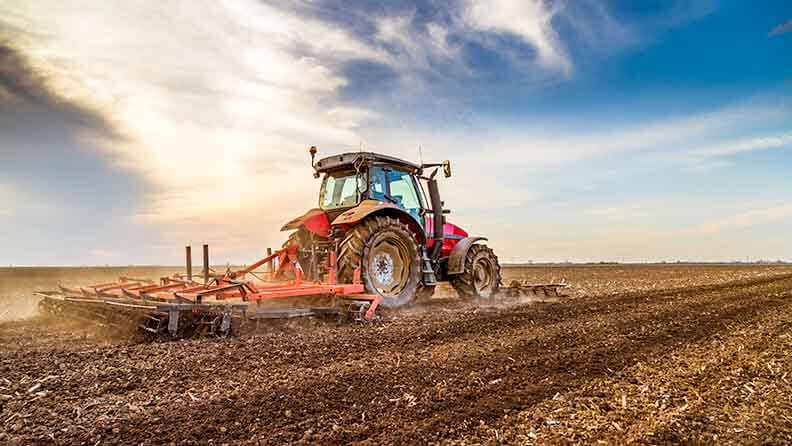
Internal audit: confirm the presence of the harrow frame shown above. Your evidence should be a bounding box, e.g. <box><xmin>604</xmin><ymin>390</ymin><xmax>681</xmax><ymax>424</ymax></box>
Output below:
<box><xmin>36</xmin><ymin>245</ymin><xmax>382</xmax><ymax>337</ymax></box>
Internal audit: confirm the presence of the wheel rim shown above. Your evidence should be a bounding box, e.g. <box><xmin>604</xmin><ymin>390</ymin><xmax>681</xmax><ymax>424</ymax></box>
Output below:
<box><xmin>367</xmin><ymin>236</ymin><xmax>411</xmax><ymax>296</ymax></box>
<box><xmin>473</xmin><ymin>257</ymin><xmax>495</xmax><ymax>293</ymax></box>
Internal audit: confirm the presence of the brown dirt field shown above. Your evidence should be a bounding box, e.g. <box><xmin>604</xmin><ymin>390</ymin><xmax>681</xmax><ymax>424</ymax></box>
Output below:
<box><xmin>2</xmin><ymin>264</ymin><xmax>792</xmax><ymax>445</ymax></box>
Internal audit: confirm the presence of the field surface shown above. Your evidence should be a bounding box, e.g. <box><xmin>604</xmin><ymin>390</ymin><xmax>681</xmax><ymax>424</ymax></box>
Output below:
<box><xmin>2</xmin><ymin>264</ymin><xmax>792</xmax><ymax>445</ymax></box>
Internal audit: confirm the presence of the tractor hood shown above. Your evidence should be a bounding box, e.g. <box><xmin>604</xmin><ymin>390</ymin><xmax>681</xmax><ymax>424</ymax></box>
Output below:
<box><xmin>280</xmin><ymin>208</ymin><xmax>330</xmax><ymax>237</ymax></box>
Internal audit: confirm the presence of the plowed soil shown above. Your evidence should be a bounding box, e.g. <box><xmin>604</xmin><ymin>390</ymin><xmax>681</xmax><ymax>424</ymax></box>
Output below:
<box><xmin>2</xmin><ymin>264</ymin><xmax>792</xmax><ymax>445</ymax></box>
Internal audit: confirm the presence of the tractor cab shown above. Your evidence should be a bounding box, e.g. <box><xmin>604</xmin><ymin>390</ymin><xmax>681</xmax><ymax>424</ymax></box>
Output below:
<box><xmin>318</xmin><ymin>161</ymin><xmax>426</xmax><ymax>226</ymax></box>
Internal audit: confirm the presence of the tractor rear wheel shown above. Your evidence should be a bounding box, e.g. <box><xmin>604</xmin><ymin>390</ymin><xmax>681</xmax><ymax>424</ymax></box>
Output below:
<box><xmin>338</xmin><ymin>216</ymin><xmax>423</xmax><ymax>308</ymax></box>
<box><xmin>451</xmin><ymin>244</ymin><xmax>501</xmax><ymax>300</ymax></box>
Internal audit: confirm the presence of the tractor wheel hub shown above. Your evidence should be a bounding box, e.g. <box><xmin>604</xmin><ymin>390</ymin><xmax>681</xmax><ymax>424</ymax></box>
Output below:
<box><xmin>373</xmin><ymin>253</ymin><xmax>395</xmax><ymax>285</ymax></box>
<box><xmin>473</xmin><ymin>259</ymin><xmax>494</xmax><ymax>292</ymax></box>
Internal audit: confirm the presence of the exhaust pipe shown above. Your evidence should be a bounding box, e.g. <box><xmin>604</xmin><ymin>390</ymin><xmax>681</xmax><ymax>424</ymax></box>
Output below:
<box><xmin>427</xmin><ymin>174</ymin><xmax>444</xmax><ymax>260</ymax></box>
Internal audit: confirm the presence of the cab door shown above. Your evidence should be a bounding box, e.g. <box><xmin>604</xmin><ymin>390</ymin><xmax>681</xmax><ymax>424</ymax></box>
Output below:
<box><xmin>369</xmin><ymin>166</ymin><xmax>426</xmax><ymax>229</ymax></box>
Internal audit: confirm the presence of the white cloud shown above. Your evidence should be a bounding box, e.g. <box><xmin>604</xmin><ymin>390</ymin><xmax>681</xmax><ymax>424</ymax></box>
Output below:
<box><xmin>372</xmin><ymin>1</ymin><xmax>579</xmax><ymax>79</ymax></box>
<box><xmin>461</xmin><ymin>0</ymin><xmax>572</xmax><ymax>74</ymax></box>
<box><xmin>373</xmin><ymin>12</ymin><xmax>468</xmax><ymax>86</ymax></box>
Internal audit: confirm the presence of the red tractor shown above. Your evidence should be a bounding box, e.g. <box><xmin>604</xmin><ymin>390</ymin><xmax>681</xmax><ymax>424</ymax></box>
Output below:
<box><xmin>281</xmin><ymin>147</ymin><xmax>501</xmax><ymax>308</ymax></box>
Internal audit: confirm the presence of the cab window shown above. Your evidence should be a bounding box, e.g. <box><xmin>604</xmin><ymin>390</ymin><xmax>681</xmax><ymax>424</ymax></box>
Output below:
<box><xmin>369</xmin><ymin>166</ymin><xmax>423</xmax><ymax>223</ymax></box>
<box><xmin>321</xmin><ymin>171</ymin><xmax>364</xmax><ymax>209</ymax></box>
<box><xmin>369</xmin><ymin>167</ymin><xmax>388</xmax><ymax>201</ymax></box>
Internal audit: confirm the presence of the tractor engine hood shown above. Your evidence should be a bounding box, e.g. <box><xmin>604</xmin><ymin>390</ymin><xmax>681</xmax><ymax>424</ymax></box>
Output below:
<box><xmin>280</xmin><ymin>208</ymin><xmax>331</xmax><ymax>238</ymax></box>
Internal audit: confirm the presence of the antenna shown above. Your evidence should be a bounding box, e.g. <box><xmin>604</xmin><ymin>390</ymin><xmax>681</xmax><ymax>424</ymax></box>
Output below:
<box><xmin>418</xmin><ymin>145</ymin><xmax>423</xmax><ymax>165</ymax></box>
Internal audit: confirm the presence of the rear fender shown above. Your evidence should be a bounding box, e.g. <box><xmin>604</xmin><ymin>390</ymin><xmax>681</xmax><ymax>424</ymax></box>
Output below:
<box><xmin>447</xmin><ymin>237</ymin><xmax>488</xmax><ymax>275</ymax></box>
<box><xmin>280</xmin><ymin>208</ymin><xmax>330</xmax><ymax>238</ymax></box>
<box><xmin>332</xmin><ymin>200</ymin><xmax>426</xmax><ymax>244</ymax></box>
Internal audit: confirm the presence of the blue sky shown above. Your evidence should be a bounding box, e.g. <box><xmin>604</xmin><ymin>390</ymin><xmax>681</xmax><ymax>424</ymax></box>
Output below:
<box><xmin>1</xmin><ymin>0</ymin><xmax>791</xmax><ymax>265</ymax></box>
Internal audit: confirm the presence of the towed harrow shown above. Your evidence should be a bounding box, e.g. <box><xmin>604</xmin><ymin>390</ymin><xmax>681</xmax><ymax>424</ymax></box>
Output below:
<box><xmin>35</xmin><ymin>245</ymin><xmax>569</xmax><ymax>338</ymax></box>
<box><xmin>36</xmin><ymin>244</ymin><xmax>382</xmax><ymax>338</ymax></box>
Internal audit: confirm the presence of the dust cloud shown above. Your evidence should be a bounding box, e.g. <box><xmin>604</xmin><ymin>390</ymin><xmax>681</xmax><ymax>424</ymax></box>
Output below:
<box><xmin>0</xmin><ymin>266</ymin><xmax>181</xmax><ymax>322</ymax></box>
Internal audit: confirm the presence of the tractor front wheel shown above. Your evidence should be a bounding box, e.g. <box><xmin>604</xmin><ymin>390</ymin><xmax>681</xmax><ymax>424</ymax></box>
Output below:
<box><xmin>338</xmin><ymin>216</ymin><xmax>423</xmax><ymax>308</ymax></box>
<box><xmin>451</xmin><ymin>244</ymin><xmax>501</xmax><ymax>300</ymax></box>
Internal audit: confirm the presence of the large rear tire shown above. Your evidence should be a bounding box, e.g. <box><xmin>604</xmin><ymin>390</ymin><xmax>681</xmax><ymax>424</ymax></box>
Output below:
<box><xmin>451</xmin><ymin>244</ymin><xmax>501</xmax><ymax>300</ymax></box>
<box><xmin>338</xmin><ymin>216</ymin><xmax>423</xmax><ymax>308</ymax></box>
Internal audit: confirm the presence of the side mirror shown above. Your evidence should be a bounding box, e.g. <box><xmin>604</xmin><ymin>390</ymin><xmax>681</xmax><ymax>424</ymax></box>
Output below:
<box><xmin>442</xmin><ymin>160</ymin><xmax>452</xmax><ymax>178</ymax></box>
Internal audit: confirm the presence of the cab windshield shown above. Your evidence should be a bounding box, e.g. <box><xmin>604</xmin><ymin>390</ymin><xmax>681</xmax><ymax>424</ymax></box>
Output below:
<box><xmin>320</xmin><ymin>171</ymin><xmax>364</xmax><ymax>209</ymax></box>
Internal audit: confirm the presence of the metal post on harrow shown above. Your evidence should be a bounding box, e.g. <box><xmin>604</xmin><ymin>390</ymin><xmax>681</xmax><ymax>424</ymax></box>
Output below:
<box><xmin>266</xmin><ymin>247</ymin><xmax>272</xmax><ymax>280</ymax></box>
<box><xmin>203</xmin><ymin>244</ymin><xmax>210</xmax><ymax>285</ymax></box>
<box><xmin>185</xmin><ymin>245</ymin><xmax>192</xmax><ymax>282</ymax></box>
<box><xmin>328</xmin><ymin>250</ymin><xmax>337</xmax><ymax>285</ymax></box>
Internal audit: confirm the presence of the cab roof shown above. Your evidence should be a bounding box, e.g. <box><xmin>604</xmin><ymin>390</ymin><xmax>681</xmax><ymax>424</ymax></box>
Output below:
<box><xmin>315</xmin><ymin>151</ymin><xmax>420</xmax><ymax>173</ymax></box>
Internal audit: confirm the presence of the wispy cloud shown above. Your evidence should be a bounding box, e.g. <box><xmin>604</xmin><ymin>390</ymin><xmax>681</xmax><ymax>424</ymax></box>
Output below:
<box><xmin>583</xmin><ymin>203</ymin><xmax>653</xmax><ymax>220</ymax></box>
<box><xmin>427</xmin><ymin>101</ymin><xmax>790</xmax><ymax>167</ymax></box>
<box><xmin>769</xmin><ymin>19</ymin><xmax>792</xmax><ymax>37</ymax></box>
<box><xmin>472</xmin><ymin>197</ymin><xmax>792</xmax><ymax>263</ymax></box>
<box><xmin>360</xmin><ymin>98</ymin><xmax>791</xmax><ymax>215</ymax></box>
<box><xmin>0</xmin><ymin>38</ymin><xmax>135</xmax><ymax>229</ymax></box>
<box><xmin>689</xmin><ymin>133</ymin><xmax>792</xmax><ymax>158</ymax></box>
<box><xmin>375</xmin><ymin>13</ymin><xmax>461</xmax><ymax>73</ymax></box>
<box><xmin>0</xmin><ymin>39</ymin><xmax>121</xmax><ymax>140</ymax></box>
<box><xmin>556</xmin><ymin>0</ymin><xmax>636</xmax><ymax>52</ymax></box>
<box><xmin>363</xmin><ymin>0</ymin><xmax>584</xmax><ymax>89</ymax></box>
<box><xmin>461</xmin><ymin>0</ymin><xmax>572</xmax><ymax>74</ymax></box>
<box><xmin>582</xmin><ymin>201</ymin><xmax>792</xmax><ymax>236</ymax></box>
<box><xmin>698</xmin><ymin>205</ymin><xmax>792</xmax><ymax>234</ymax></box>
